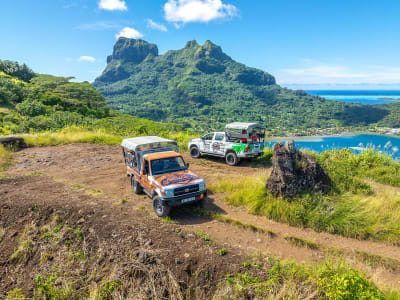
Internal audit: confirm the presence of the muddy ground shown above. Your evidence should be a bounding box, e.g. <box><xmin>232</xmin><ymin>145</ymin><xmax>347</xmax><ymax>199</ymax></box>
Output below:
<box><xmin>1</xmin><ymin>143</ymin><xmax>400</xmax><ymax>297</ymax></box>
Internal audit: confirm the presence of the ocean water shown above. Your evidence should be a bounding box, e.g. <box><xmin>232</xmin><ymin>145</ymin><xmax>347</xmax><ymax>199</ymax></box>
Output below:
<box><xmin>306</xmin><ymin>90</ymin><xmax>400</xmax><ymax>105</ymax></box>
<box><xmin>267</xmin><ymin>134</ymin><xmax>400</xmax><ymax>160</ymax></box>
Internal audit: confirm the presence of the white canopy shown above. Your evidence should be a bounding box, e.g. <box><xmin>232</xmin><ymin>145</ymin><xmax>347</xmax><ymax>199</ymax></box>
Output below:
<box><xmin>225</xmin><ymin>122</ymin><xmax>266</xmax><ymax>130</ymax></box>
<box><xmin>121</xmin><ymin>136</ymin><xmax>178</xmax><ymax>152</ymax></box>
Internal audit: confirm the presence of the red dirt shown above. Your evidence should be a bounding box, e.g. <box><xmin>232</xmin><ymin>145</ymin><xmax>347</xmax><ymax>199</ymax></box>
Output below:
<box><xmin>6</xmin><ymin>143</ymin><xmax>400</xmax><ymax>290</ymax></box>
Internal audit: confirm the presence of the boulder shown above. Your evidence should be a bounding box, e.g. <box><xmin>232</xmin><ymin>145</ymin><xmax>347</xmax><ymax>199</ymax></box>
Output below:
<box><xmin>0</xmin><ymin>136</ymin><xmax>26</xmax><ymax>150</ymax></box>
<box><xmin>266</xmin><ymin>140</ymin><xmax>331</xmax><ymax>198</ymax></box>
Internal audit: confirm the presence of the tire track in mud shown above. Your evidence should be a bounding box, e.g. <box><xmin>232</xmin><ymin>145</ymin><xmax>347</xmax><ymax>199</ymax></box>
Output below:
<box><xmin>8</xmin><ymin>143</ymin><xmax>400</xmax><ymax>289</ymax></box>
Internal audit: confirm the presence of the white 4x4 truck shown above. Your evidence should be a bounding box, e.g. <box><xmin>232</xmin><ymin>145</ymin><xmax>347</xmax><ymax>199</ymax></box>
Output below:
<box><xmin>188</xmin><ymin>122</ymin><xmax>266</xmax><ymax>166</ymax></box>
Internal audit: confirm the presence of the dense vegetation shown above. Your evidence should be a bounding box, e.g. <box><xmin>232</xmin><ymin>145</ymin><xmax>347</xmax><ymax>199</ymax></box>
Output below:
<box><xmin>209</xmin><ymin>148</ymin><xmax>400</xmax><ymax>245</ymax></box>
<box><xmin>94</xmin><ymin>38</ymin><xmax>400</xmax><ymax>134</ymax></box>
<box><xmin>0</xmin><ymin>60</ymin><xmax>192</xmax><ymax>146</ymax></box>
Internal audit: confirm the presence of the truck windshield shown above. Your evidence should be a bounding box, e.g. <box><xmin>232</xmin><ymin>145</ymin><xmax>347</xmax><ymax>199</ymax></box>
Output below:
<box><xmin>150</xmin><ymin>156</ymin><xmax>187</xmax><ymax>175</ymax></box>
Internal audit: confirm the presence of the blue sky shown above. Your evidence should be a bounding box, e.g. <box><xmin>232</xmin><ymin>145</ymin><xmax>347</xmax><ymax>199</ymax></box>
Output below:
<box><xmin>1</xmin><ymin>0</ymin><xmax>400</xmax><ymax>89</ymax></box>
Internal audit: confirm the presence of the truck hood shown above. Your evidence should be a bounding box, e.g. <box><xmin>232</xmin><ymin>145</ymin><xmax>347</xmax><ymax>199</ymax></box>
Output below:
<box><xmin>152</xmin><ymin>170</ymin><xmax>203</xmax><ymax>188</ymax></box>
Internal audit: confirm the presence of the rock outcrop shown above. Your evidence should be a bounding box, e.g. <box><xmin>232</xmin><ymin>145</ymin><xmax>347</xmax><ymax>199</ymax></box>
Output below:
<box><xmin>0</xmin><ymin>136</ymin><xmax>26</xmax><ymax>150</ymax></box>
<box><xmin>107</xmin><ymin>38</ymin><xmax>159</xmax><ymax>64</ymax></box>
<box><xmin>266</xmin><ymin>141</ymin><xmax>331</xmax><ymax>198</ymax></box>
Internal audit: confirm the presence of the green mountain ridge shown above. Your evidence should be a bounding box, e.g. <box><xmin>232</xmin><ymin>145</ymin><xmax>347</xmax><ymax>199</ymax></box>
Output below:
<box><xmin>0</xmin><ymin>59</ymin><xmax>184</xmax><ymax>138</ymax></box>
<box><xmin>94</xmin><ymin>38</ymin><xmax>400</xmax><ymax>134</ymax></box>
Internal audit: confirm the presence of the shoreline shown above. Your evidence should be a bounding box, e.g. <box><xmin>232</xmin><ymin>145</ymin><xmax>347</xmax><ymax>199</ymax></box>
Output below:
<box><xmin>266</xmin><ymin>131</ymin><xmax>400</xmax><ymax>141</ymax></box>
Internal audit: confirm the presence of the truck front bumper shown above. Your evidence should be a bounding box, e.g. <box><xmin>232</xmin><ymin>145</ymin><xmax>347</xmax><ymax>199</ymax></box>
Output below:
<box><xmin>161</xmin><ymin>190</ymin><xmax>207</xmax><ymax>207</ymax></box>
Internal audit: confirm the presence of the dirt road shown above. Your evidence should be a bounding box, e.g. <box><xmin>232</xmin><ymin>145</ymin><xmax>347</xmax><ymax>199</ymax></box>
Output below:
<box><xmin>7</xmin><ymin>143</ymin><xmax>400</xmax><ymax>289</ymax></box>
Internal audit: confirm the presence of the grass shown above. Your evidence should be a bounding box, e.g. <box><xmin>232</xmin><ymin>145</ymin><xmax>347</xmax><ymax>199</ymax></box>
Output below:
<box><xmin>209</xmin><ymin>150</ymin><xmax>400</xmax><ymax>245</ymax></box>
<box><xmin>13</xmin><ymin>125</ymin><xmax>198</xmax><ymax>152</ymax></box>
<box><xmin>284</xmin><ymin>235</ymin><xmax>319</xmax><ymax>250</ymax></box>
<box><xmin>218</xmin><ymin>256</ymin><xmax>394</xmax><ymax>300</ymax></box>
<box><xmin>353</xmin><ymin>250</ymin><xmax>400</xmax><ymax>272</ymax></box>
<box><xmin>0</xmin><ymin>145</ymin><xmax>13</xmax><ymax>171</ymax></box>
<box><xmin>22</xmin><ymin>128</ymin><xmax>122</xmax><ymax>147</ymax></box>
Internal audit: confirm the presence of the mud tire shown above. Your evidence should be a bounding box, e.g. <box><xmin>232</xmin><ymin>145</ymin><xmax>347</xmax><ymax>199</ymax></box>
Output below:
<box><xmin>192</xmin><ymin>197</ymin><xmax>205</xmax><ymax>208</ymax></box>
<box><xmin>225</xmin><ymin>151</ymin><xmax>238</xmax><ymax>166</ymax></box>
<box><xmin>190</xmin><ymin>146</ymin><xmax>201</xmax><ymax>158</ymax></box>
<box><xmin>131</xmin><ymin>176</ymin><xmax>143</xmax><ymax>195</ymax></box>
<box><xmin>153</xmin><ymin>196</ymin><xmax>171</xmax><ymax>217</ymax></box>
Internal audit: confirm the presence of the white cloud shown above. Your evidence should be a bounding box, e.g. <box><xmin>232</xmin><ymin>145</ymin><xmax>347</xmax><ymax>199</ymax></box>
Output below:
<box><xmin>116</xmin><ymin>27</ymin><xmax>144</xmax><ymax>39</ymax></box>
<box><xmin>164</xmin><ymin>0</ymin><xmax>237</xmax><ymax>24</ymax></box>
<box><xmin>98</xmin><ymin>0</ymin><xmax>127</xmax><ymax>11</ymax></box>
<box><xmin>77</xmin><ymin>56</ymin><xmax>96</xmax><ymax>63</ymax></box>
<box><xmin>147</xmin><ymin>19</ymin><xmax>168</xmax><ymax>32</ymax></box>
<box><xmin>276</xmin><ymin>60</ymin><xmax>400</xmax><ymax>85</ymax></box>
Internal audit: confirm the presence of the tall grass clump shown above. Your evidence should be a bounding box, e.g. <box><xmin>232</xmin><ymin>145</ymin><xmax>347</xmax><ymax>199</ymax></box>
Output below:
<box><xmin>22</xmin><ymin>127</ymin><xmax>123</xmax><ymax>146</ymax></box>
<box><xmin>210</xmin><ymin>149</ymin><xmax>400</xmax><ymax>244</ymax></box>
<box><xmin>216</xmin><ymin>257</ymin><xmax>393</xmax><ymax>299</ymax></box>
<box><xmin>19</xmin><ymin>123</ymin><xmax>197</xmax><ymax>152</ymax></box>
<box><xmin>0</xmin><ymin>144</ymin><xmax>13</xmax><ymax>171</ymax></box>
<box><xmin>318</xmin><ymin>148</ymin><xmax>400</xmax><ymax>188</ymax></box>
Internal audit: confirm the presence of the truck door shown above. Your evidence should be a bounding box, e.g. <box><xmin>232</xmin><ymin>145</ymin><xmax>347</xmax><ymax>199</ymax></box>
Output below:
<box><xmin>141</xmin><ymin>159</ymin><xmax>153</xmax><ymax>194</ymax></box>
<box><xmin>201</xmin><ymin>133</ymin><xmax>214</xmax><ymax>153</ymax></box>
<box><xmin>212</xmin><ymin>133</ymin><xmax>225</xmax><ymax>156</ymax></box>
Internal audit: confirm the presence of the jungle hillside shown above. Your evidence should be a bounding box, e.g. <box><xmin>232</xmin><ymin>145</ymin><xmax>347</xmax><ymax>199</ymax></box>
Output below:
<box><xmin>94</xmin><ymin>38</ymin><xmax>400</xmax><ymax>134</ymax></box>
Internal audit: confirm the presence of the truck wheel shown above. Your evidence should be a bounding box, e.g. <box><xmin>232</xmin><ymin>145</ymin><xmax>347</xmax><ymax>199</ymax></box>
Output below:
<box><xmin>153</xmin><ymin>197</ymin><xmax>171</xmax><ymax>217</ymax></box>
<box><xmin>192</xmin><ymin>197</ymin><xmax>205</xmax><ymax>208</ymax></box>
<box><xmin>225</xmin><ymin>152</ymin><xmax>238</xmax><ymax>166</ymax></box>
<box><xmin>190</xmin><ymin>146</ymin><xmax>201</xmax><ymax>158</ymax></box>
<box><xmin>131</xmin><ymin>176</ymin><xmax>143</xmax><ymax>194</ymax></box>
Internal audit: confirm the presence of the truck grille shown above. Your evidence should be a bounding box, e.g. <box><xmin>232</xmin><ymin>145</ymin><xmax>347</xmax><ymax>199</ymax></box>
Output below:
<box><xmin>174</xmin><ymin>184</ymin><xmax>199</xmax><ymax>196</ymax></box>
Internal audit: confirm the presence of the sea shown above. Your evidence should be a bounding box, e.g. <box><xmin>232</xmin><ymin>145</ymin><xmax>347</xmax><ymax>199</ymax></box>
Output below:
<box><xmin>306</xmin><ymin>90</ymin><xmax>400</xmax><ymax>105</ymax></box>
<box><xmin>267</xmin><ymin>134</ymin><xmax>400</xmax><ymax>160</ymax></box>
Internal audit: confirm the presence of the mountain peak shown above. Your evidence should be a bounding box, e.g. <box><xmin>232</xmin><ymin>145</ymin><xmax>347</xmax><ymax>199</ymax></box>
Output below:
<box><xmin>185</xmin><ymin>40</ymin><xmax>199</xmax><ymax>49</ymax></box>
<box><xmin>193</xmin><ymin>40</ymin><xmax>230</xmax><ymax>61</ymax></box>
<box><xmin>107</xmin><ymin>38</ymin><xmax>158</xmax><ymax>64</ymax></box>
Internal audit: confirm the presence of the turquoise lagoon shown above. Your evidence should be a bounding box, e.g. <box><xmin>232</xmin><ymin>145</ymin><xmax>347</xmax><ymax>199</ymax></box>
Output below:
<box><xmin>267</xmin><ymin>134</ymin><xmax>400</xmax><ymax>160</ymax></box>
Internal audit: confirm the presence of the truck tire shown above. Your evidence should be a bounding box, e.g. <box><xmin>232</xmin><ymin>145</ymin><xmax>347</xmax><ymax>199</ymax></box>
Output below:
<box><xmin>153</xmin><ymin>196</ymin><xmax>171</xmax><ymax>217</ymax></box>
<box><xmin>131</xmin><ymin>176</ymin><xmax>143</xmax><ymax>194</ymax></box>
<box><xmin>190</xmin><ymin>146</ymin><xmax>201</xmax><ymax>158</ymax></box>
<box><xmin>192</xmin><ymin>196</ymin><xmax>205</xmax><ymax>208</ymax></box>
<box><xmin>225</xmin><ymin>151</ymin><xmax>238</xmax><ymax>166</ymax></box>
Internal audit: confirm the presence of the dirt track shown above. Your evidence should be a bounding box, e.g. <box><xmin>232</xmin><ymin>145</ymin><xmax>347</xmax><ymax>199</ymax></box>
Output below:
<box><xmin>6</xmin><ymin>143</ymin><xmax>400</xmax><ymax>290</ymax></box>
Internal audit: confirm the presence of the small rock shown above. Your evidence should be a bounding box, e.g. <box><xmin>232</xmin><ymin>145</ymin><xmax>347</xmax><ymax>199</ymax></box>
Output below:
<box><xmin>256</xmin><ymin>238</ymin><xmax>261</xmax><ymax>243</ymax></box>
<box><xmin>77</xmin><ymin>218</ymin><xmax>85</xmax><ymax>224</ymax></box>
<box><xmin>184</xmin><ymin>253</ymin><xmax>190</xmax><ymax>258</ymax></box>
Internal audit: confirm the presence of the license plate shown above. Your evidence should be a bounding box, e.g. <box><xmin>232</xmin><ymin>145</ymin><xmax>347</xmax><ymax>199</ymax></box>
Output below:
<box><xmin>181</xmin><ymin>197</ymin><xmax>196</xmax><ymax>203</ymax></box>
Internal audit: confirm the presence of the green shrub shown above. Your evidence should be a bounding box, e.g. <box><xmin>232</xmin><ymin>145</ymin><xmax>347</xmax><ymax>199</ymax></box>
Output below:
<box><xmin>316</xmin><ymin>264</ymin><xmax>385</xmax><ymax>299</ymax></box>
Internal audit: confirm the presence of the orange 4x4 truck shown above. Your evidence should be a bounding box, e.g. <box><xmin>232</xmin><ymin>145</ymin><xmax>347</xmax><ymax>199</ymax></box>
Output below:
<box><xmin>121</xmin><ymin>136</ymin><xmax>207</xmax><ymax>217</ymax></box>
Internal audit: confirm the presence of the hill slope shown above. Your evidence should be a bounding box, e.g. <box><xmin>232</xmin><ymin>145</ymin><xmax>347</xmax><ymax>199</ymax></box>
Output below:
<box><xmin>94</xmin><ymin>38</ymin><xmax>400</xmax><ymax>134</ymax></box>
<box><xmin>0</xmin><ymin>59</ymin><xmax>185</xmax><ymax>138</ymax></box>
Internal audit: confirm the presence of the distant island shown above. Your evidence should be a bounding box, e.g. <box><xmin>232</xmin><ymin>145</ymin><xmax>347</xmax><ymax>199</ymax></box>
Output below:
<box><xmin>377</xmin><ymin>97</ymin><xmax>400</xmax><ymax>101</ymax></box>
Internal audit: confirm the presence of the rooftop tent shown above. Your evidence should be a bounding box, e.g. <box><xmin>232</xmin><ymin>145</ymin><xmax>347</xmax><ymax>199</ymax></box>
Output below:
<box><xmin>121</xmin><ymin>136</ymin><xmax>178</xmax><ymax>152</ymax></box>
<box><xmin>225</xmin><ymin>122</ymin><xmax>266</xmax><ymax>131</ymax></box>
<box><xmin>225</xmin><ymin>122</ymin><xmax>266</xmax><ymax>141</ymax></box>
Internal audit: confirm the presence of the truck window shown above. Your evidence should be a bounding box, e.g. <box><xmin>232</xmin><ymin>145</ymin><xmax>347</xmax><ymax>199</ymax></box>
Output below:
<box><xmin>144</xmin><ymin>159</ymin><xmax>150</xmax><ymax>175</ymax></box>
<box><xmin>151</xmin><ymin>157</ymin><xmax>186</xmax><ymax>175</ymax></box>
<box><xmin>202</xmin><ymin>133</ymin><xmax>214</xmax><ymax>141</ymax></box>
<box><xmin>214</xmin><ymin>133</ymin><xmax>225</xmax><ymax>141</ymax></box>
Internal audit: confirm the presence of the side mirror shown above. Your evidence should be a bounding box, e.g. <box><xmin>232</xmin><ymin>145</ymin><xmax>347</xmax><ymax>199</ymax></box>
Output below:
<box><xmin>186</xmin><ymin>163</ymin><xmax>190</xmax><ymax>168</ymax></box>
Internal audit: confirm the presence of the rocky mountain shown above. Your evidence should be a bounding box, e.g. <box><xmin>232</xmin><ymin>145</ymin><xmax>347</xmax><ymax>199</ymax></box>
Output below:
<box><xmin>94</xmin><ymin>38</ymin><xmax>400</xmax><ymax>133</ymax></box>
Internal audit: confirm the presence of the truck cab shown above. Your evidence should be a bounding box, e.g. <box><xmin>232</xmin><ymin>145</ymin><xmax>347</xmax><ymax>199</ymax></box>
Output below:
<box><xmin>121</xmin><ymin>136</ymin><xmax>207</xmax><ymax>217</ymax></box>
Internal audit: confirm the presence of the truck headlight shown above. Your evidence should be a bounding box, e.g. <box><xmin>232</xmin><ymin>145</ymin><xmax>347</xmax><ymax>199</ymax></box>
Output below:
<box><xmin>164</xmin><ymin>189</ymin><xmax>174</xmax><ymax>197</ymax></box>
<box><xmin>199</xmin><ymin>182</ymin><xmax>206</xmax><ymax>191</ymax></box>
